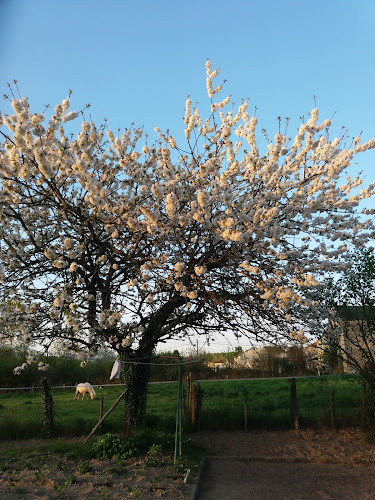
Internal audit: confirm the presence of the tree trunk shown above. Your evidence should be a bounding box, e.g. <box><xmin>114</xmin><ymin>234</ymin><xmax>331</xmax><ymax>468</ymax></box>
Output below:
<box><xmin>41</xmin><ymin>377</ymin><xmax>54</xmax><ymax>437</ymax></box>
<box><xmin>121</xmin><ymin>300</ymin><xmax>184</xmax><ymax>436</ymax></box>
<box><xmin>122</xmin><ymin>351</ymin><xmax>152</xmax><ymax>437</ymax></box>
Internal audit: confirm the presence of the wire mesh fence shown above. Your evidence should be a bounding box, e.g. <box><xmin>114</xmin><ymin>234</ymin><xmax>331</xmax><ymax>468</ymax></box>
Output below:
<box><xmin>0</xmin><ymin>374</ymin><xmax>368</xmax><ymax>442</ymax></box>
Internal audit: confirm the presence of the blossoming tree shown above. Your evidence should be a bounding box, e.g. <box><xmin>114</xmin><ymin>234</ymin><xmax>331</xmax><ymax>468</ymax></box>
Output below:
<box><xmin>1</xmin><ymin>62</ymin><xmax>375</xmax><ymax>434</ymax></box>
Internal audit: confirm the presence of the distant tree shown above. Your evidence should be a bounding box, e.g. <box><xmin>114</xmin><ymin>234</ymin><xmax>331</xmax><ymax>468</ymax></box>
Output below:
<box><xmin>1</xmin><ymin>63</ymin><xmax>375</xmax><ymax>434</ymax></box>
<box><xmin>149</xmin><ymin>351</ymin><xmax>180</xmax><ymax>382</ymax></box>
<box><xmin>323</xmin><ymin>249</ymin><xmax>375</xmax><ymax>388</ymax></box>
<box><xmin>321</xmin><ymin>343</ymin><xmax>343</xmax><ymax>375</ymax></box>
<box><xmin>249</xmin><ymin>345</ymin><xmax>280</xmax><ymax>377</ymax></box>
<box><xmin>285</xmin><ymin>345</ymin><xmax>307</xmax><ymax>376</ymax></box>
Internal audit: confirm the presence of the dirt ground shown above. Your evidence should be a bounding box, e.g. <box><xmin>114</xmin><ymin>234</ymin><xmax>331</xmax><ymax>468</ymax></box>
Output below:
<box><xmin>0</xmin><ymin>439</ymin><xmax>193</xmax><ymax>499</ymax></box>
<box><xmin>1</xmin><ymin>429</ymin><xmax>375</xmax><ymax>499</ymax></box>
<box><xmin>191</xmin><ymin>428</ymin><xmax>375</xmax><ymax>463</ymax></box>
<box><xmin>191</xmin><ymin>429</ymin><xmax>375</xmax><ymax>499</ymax></box>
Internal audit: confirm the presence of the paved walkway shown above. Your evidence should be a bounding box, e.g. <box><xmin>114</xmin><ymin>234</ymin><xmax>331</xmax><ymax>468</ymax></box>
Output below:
<box><xmin>193</xmin><ymin>456</ymin><xmax>375</xmax><ymax>499</ymax></box>
<box><xmin>190</xmin><ymin>431</ymin><xmax>375</xmax><ymax>500</ymax></box>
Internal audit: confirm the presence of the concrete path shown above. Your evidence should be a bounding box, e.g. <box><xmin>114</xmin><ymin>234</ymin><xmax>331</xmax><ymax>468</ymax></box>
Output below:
<box><xmin>193</xmin><ymin>456</ymin><xmax>375</xmax><ymax>499</ymax></box>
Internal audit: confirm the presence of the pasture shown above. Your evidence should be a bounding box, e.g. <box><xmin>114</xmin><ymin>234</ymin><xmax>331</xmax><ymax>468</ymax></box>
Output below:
<box><xmin>0</xmin><ymin>374</ymin><xmax>367</xmax><ymax>441</ymax></box>
<box><xmin>197</xmin><ymin>375</ymin><xmax>364</xmax><ymax>430</ymax></box>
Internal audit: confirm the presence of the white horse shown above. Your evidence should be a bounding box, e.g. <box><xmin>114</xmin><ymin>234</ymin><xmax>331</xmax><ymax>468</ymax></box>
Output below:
<box><xmin>74</xmin><ymin>382</ymin><xmax>96</xmax><ymax>400</ymax></box>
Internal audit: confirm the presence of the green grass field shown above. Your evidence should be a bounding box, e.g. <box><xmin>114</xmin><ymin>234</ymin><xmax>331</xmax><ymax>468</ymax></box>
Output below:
<box><xmin>197</xmin><ymin>375</ymin><xmax>364</xmax><ymax>430</ymax></box>
<box><xmin>0</xmin><ymin>374</ymin><xmax>366</xmax><ymax>441</ymax></box>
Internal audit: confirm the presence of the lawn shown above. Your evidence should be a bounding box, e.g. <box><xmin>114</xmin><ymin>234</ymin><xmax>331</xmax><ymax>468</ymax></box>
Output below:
<box><xmin>0</xmin><ymin>374</ymin><xmax>366</xmax><ymax>441</ymax></box>
<box><xmin>197</xmin><ymin>374</ymin><xmax>363</xmax><ymax>430</ymax></box>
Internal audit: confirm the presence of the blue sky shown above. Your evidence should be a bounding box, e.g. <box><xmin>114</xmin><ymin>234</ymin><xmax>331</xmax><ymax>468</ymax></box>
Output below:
<box><xmin>2</xmin><ymin>1</ymin><xmax>375</xmax><ymax>143</ymax></box>
<box><xmin>1</xmin><ymin>0</ymin><xmax>375</xmax><ymax>354</ymax></box>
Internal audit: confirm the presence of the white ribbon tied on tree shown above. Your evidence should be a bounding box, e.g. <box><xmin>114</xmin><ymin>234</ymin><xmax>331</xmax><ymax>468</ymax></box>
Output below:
<box><xmin>109</xmin><ymin>359</ymin><xmax>121</xmax><ymax>380</ymax></box>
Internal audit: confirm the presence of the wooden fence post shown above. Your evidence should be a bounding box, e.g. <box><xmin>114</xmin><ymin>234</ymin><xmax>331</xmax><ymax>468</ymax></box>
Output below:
<box><xmin>244</xmin><ymin>388</ymin><xmax>248</xmax><ymax>431</ymax></box>
<box><xmin>194</xmin><ymin>383</ymin><xmax>203</xmax><ymax>431</ymax></box>
<box><xmin>183</xmin><ymin>374</ymin><xmax>203</xmax><ymax>431</ymax></box>
<box><xmin>192</xmin><ymin>385</ymin><xmax>196</xmax><ymax>426</ymax></box>
<box><xmin>290</xmin><ymin>377</ymin><xmax>298</xmax><ymax>430</ymax></box>
<box><xmin>187</xmin><ymin>372</ymin><xmax>193</xmax><ymax>412</ymax></box>
<box><xmin>83</xmin><ymin>392</ymin><xmax>125</xmax><ymax>444</ymax></box>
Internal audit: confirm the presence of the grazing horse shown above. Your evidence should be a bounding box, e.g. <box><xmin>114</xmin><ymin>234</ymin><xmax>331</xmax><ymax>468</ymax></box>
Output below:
<box><xmin>74</xmin><ymin>382</ymin><xmax>96</xmax><ymax>400</ymax></box>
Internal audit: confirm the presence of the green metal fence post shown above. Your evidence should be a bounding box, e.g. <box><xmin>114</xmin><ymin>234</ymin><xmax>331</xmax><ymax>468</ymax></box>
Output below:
<box><xmin>174</xmin><ymin>356</ymin><xmax>183</xmax><ymax>468</ymax></box>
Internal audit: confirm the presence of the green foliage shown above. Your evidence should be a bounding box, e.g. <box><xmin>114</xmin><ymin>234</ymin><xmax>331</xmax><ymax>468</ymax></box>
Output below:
<box><xmin>324</xmin><ymin>248</ymin><xmax>375</xmax><ymax>385</ymax></box>
<box><xmin>322</xmin><ymin>345</ymin><xmax>343</xmax><ymax>374</ymax></box>
<box><xmin>147</xmin><ymin>443</ymin><xmax>162</xmax><ymax>456</ymax></box>
<box><xmin>92</xmin><ymin>429</ymin><xmax>176</xmax><ymax>462</ymax></box>
<box><xmin>150</xmin><ymin>352</ymin><xmax>180</xmax><ymax>382</ymax></box>
<box><xmin>93</xmin><ymin>433</ymin><xmax>141</xmax><ymax>460</ymax></box>
<box><xmin>336</xmin><ymin>248</ymin><xmax>375</xmax><ymax>307</ymax></box>
<box><xmin>53</xmin><ymin>471</ymin><xmax>77</xmax><ymax>500</ymax></box>
<box><xmin>146</xmin><ymin>444</ymin><xmax>163</xmax><ymax>465</ymax></box>
<box><xmin>65</xmin><ymin>474</ymin><xmax>77</xmax><ymax>486</ymax></box>
<box><xmin>0</xmin><ymin>348</ymin><xmax>116</xmax><ymax>388</ymax></box>
<box><xmin>53</xmin><ymin>460</ymin><xmax>64</xmax><ymax>471</ymax></box>
<box><xmin>77</xmin><ymin>460</ymin><xmax>94</xmax><ymax>474</ymax></box>
<box><xmin>2</xmin><ymin>346</ymin><xmax>319</xmax><ymax>393</ymax></box>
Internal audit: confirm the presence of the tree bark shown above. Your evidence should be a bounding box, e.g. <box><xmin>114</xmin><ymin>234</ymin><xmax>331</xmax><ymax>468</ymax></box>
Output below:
<box><xmin>122</xmin><ymin>350</ymin><xmax>152</xmax><ymax>436</ymax></box>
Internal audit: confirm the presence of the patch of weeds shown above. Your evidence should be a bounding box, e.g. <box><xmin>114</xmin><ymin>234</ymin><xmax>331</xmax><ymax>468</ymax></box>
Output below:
<box><xmin>34</xmin><ymin>469</ymin><xmax>47</xmax><ymax>483</ymax></box>
<box><xmin>53</xmin><ymin>460</ymin><xmax>65</xmax><ymax>471</ymax></box>
<box><xmin>65</xmin><ymin>473</ymin><xmax>77</xmax><ymax>486</ymax></box>
<box><xmin>107</xmin><ymin>462</ymin><xmax>126</xmax><ymax>476</ymax></box>
<box><xmin>97</xmin><ymin>487</ymin><xmax>111</xmax><ymax>499</ymax></box>
<box><xmin>78</xmin><ymin>460</ymin><xmax>94</xmax><ymax>474</ymax></box>
<box><xmin>15</xmin><ymin>486</ymin><xmax>27</xmax><ymax>494</ymax></box>
<box><xmin>146</xmin><ymin>444</ymin><xmax>163</xmax><ymax>466</ymax></box>
<box><xmin>68</xmin><ymin>446</ymin><xmax>95</xmax><ymax>460</ymax></box>
<box><xmin>44</xmin><ymin>439</ymin><xmax>70</xmax><ymax>454</ymax></box>
<box><xmin>43</xmin><ymin>439</ymin><xmax>94</xmax><ymax>460</ymax></box>
<box><xmin>94</xmin><ymin>478</ymin><xmax>113</xmax><ymax>487</ymax></box>
<box><xmin>131</xmin><ymin>469</ymin><xmax>141</xmax><ymax>480</ymax></box>
<box><xmin>53</xmin><ymin>486</ymin><xmax>65</xmax><ymax>500</ymax></box>
<box><xmin>128</xmin><ymin>486</ymin><xmax>142</xmax><ymax>498</ymax></box>
<box><xmin>1</xmin><ymin>448</ymin><xmax>23</xmax><ymax>460</ymax></box>
<box><xmin>34</xmin><ymin>453</ymin><xmax>49</xmax><ymax>464</ymax></box>
<box><xmin>149</xmin><ymin>475</ymin><xmax>161</xmax><ymax>485</ymax></box>
<box><xmin>18</xmin><ymin>459</ymin><xmax>33</xmax><ymax>470</ymax></box>
<box><xmin>173</xmin><ymin>456</ymin><xmax>201</xmax><ymax>479</ymax></box>
<box><xmin>53</xmin><ymin>474</ymin><xmax>77</xmax><ymax>500</ymax></box>
<box><xmin>9</xmin><ymin>472</ymin><xmax>21</xmax><ymax>486</ymax></box>
<box><xmin>0</xmin><ymin>461</ymin><xmax>10</xmax><ymax>472</ymax></box>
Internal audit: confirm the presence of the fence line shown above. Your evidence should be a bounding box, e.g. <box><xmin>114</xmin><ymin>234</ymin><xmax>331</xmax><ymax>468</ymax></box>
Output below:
<box><xmin>0</xmin><ymin>383</ymin><xmax>126</xmax><ymax>391</ymax></box>
<box><xmin>0</xmin><ymin>380</ymin><xmax>179</xmax><ymax>391</ymax></box>
<box><xmin>0</xmin><ymin>374</ymin><xmax>342</xmax><ymax>392</ymax></box>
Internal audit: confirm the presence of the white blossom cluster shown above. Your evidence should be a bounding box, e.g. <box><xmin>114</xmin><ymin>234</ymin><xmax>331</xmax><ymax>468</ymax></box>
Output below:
<box><xmin>13</xmin><ymin>355</ymin><xmax>49</xmax><ymax>375</ymax></box>
<box><xmin>1</xmin><ymin>61</ymin><xmax>375</xmax><ymax>356</ymax></box>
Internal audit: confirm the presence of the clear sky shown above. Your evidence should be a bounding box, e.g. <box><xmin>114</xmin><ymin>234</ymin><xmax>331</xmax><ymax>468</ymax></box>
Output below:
<box><xmin>1</xmin><ymin>0</ymin><xmax>375</xmax><ymax>354</ymax></box>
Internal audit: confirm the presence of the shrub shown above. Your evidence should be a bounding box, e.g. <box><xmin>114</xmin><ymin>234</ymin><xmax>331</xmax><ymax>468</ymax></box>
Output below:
<box><xmin>92</xmin><ymin>433</ymin><xmax>140</xmax><ymax>460</ymax></box>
